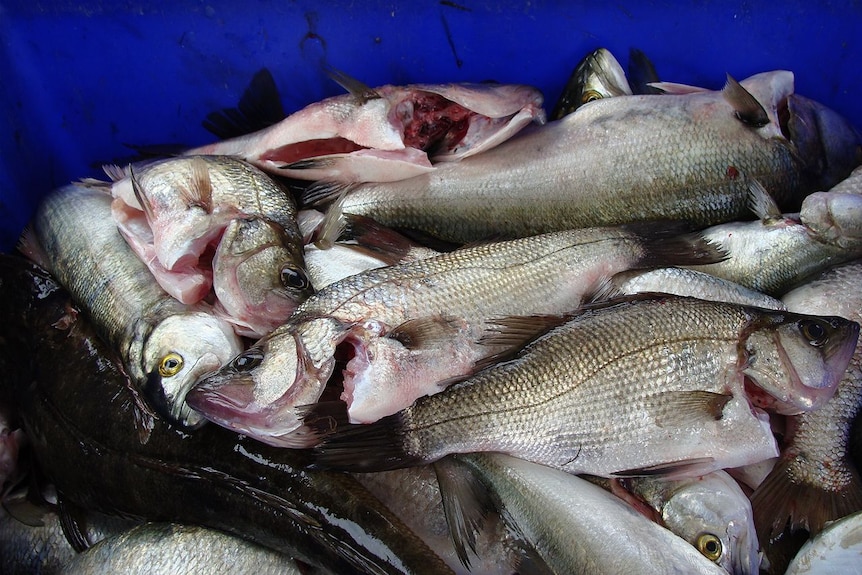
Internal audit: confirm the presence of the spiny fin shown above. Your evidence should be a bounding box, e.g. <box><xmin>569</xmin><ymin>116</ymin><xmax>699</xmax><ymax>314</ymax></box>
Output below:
<box><xmin>750</xmin><ymin>455</ymin><xmax>862</xmax><ymax>540</ymax></box>
<box><xmin>747</xmin><ymin>179</ymin><xmax>783</xmax><ymax>221</ymax></box>
<box><xmin>651</xmin><ymin>390</ymin><xmax>732</xmax><ymax>428</ymax></box>
<box><xmin>58</xmin><ymin>497</ymin><xmax>91</xmax><ymax>552</ymax></box>
<box><xmin>434</xmin><ymin>456</ymin><xmax>494</xmax><ymax>569</ymax></box>
<box><xmin>180</xmin><ymin>156</ymin><xmax>214</xmax><ymax>211</ymax></box>
<box><xmin>102</xmin><ymin>163</ymin><xmax>129</xmax><ymax>182</ymax></box>
<box><xmin>628</xmin><ymin>48</ymin><xmax>663</xmax><ymax>95</ymax></box>
<box><xmin>479</xmin><ymin>313</ymin><xmax>572</xmax><ymax>350</ymax></box>
<box><xmin>387</xmin><ymin>316</ymin><xmax>467</xmax><ymax>350</ymax></box>
<box><xmin>16</xmin><ymin>225</ymin><xmax>51</xmax><ymax>270</ymax></box>
<box><xmin>345</xmin><ymin>214</ymin><xmax>434</xmax><ymax>261</ymax></box>
<box><xmin>612</xmin><ymin>456</ymin><xmax>717</xmax><ymax>478</ymax></box>
<box><xmin>301</xmin><ymin>180</ymin><xmax>352</xmax><ymax>207</ymax></box>
<box><xmin>312</xmin><ymin>188</ymin><xmax>349</xmax><ymax>250</ymax></box>
<box><xmin>326</xmin><ymin>67</ymin><xmax>381</xmax><ymax>103</ymax></box>
<box><xmin>723</xmin><ymin>73</ymin><xmax>769</xmax><ymax>128</ymax></box>
<box><xmin>128</xmin><ymin>164</ymin><xmax>156</xmax><ymax>222</ymax></box>
<box><xmin>202</xmin><ymin>68</ymin><xmax>286</xmax><ymax>139</ymax></box>
<box><xmin>583</xmin><ymin>275</ymin><xmax>626</xmax><ymax>305</ymax></box>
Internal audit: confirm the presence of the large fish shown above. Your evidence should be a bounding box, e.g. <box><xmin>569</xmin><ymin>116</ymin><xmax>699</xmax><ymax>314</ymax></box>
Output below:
<box><xmin>0</xmin><ymin>253</ymin><xmax>455</xmax><ymax>575</ymax></box>
<box><xmin>751</xmin><ymin>260</ymin><xmax>862</xmax><ymax>542</ymax></box>
<box><xmin>304</xmin><ymin>71</ymin><xmax>862</xmax><ymax>244</ymax></box>
<box><xmin>309</xmin><ymin>296</ymin><xmax>858</xmax><ymax>476</ymax></box>
<box><xmin>186</xmin><ymin>75</ymin><xmax>545</xmax><ymax>183</ymax></box>
<box><xmin>189</xmin><ymin>227</ymin><xmax>723</xmax><ymax>446</ymax></box>
<box><xmin>29</xmin><ymin>184</ymin><xmax>243</xmax><ymax>429</ymax></box>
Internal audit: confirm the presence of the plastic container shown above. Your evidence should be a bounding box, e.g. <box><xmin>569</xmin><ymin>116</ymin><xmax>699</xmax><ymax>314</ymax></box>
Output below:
<box><xmin>1</xmin><ymin>2</ymin><xmax>861</xmax><ymax>251</ymax></box>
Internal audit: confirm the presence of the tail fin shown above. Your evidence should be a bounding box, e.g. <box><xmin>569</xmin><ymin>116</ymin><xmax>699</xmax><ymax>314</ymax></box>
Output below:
<box><xmin>632</xmin><ymin>228</ymin><xmax>728</xmax><ymax>269</ymax></box>
<box><xmin>202</xmin><ymin>68</ymin><xmax>286</xmax><ymax>139</ymax></box>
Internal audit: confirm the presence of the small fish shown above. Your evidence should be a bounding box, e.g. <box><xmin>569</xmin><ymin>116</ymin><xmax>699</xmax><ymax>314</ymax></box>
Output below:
<box><xmin>29</xmin><ymin>184</ymin><xmax>243</xmax><ymax>429</ymax></box>
<box><xmin>309</xmin><ymin>296</ymin><xmax>858</xmax><ymax>476</ymax></box>
<box><xmin>186</xmin><ymin>73</ymin><xmax>545</xmax><ymax>183</ymax></box>
<box><xmin>751</xmin><ymin>260</ymin><xmax>862</xmax><ymax>542</ymax></box>
<box><xmin>550</xmin><ymin>47</ymin><xmax>633</xmax><ymax>120</ymax></box>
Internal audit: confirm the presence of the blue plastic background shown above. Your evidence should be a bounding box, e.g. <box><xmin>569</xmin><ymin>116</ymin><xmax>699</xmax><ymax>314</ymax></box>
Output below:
<box><xmin>1</xmin><ymin>1</ymin><xmax>860</xmax><ymax>251</ymax></box>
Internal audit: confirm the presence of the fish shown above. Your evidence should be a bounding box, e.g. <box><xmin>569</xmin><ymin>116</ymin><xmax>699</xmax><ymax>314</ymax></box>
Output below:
<box><xmin>686</xmin><ymin>180</ymin><xmax>862</xmax><ymax>295</ymax></box>
<box><xmin>627</xmin><ymin>48</ymin><xmax>664</xmax><ymax>95</ymax></box>
<box><xmin>800</xmin><ymin>165</ymin><xmax>862</xmax><ymax>249</ymax></box>
<box><xmin>212</xmin><ymin>216</ymin><xmax>313</xmax><ymax>338</ymax></box>
<box><xmin>186</xmin><ymin>74</ymin><xmax>545</xmax><ymax>183</ymax></box>
<box><xmin>750</xmin><ymin>260</ymin><xmax>862</xmax><ymax>542</ymax></box>
<box><xmin>308</xmin><ymin>295</ymin><xmax>858</xmax><ymax>476</ymax></box>
<box><xmin>0</xmin><ymin>253</ymin><xmax>455</xmax><ymax>575</ymax></box>
<box><xmin>550</xmin><ymin>47</ymin><xmax>633</xmax><ymax>120</ymax></box>
<box><xmin>60</xmin><ymin>523</ymin><xmax>304</xmax><ymax>575</ymax></box>
<box><xmin>614</xmin><ymin>471</ymin><xmax>761</xmax><ymax>574</ymax></box>
<box><xmin>303</xmin><ymin>71</ymin><xmax>862</xmax><ymax>244</ymax></box>
<box><xmin>441</xmin><ymin>452</ymin><xmax>728</xmax><ymax>574</ymax></box>
<box><xmin>783</xmin><ymin>510</ymin><xmax>862</xmax><ymax>575</ymax></box>
<box><xmin>0</xmin><ymin>407</ymin><xmax>24</xmax><ymax>495</ymax></box>
<box><xmin>108</xmin><ymin>155</ymin><xmax>308</xmax><ymax>305</ymax></box>
<box><xmin>29</xmin><ymin>184</ymin><xmax>243</xmax><ymax>429</ymax></box>
<box><xmin>188</xmin><ymin>227</ymin><xmax>724</xmax><ymax>446</ymax></box>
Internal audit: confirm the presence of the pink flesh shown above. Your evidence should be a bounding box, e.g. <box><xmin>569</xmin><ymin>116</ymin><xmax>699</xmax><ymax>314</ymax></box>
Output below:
<box><xmin>260</xmin><ymin>137</ymin><xmax>366</xmax><ymax>164</ymax></box>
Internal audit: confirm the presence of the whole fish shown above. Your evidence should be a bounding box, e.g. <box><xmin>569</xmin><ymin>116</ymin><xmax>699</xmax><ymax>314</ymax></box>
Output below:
<box><xmin>616</xmin><ymin>471</ymin><xmax>760</xmax><ymax>575</ymax></box>
<box><xmin>304</xmin><ymin>71</ymin><xmax>862</xmax><ymax>244</ymax></box>
<box><xmin>309</xmin><ymin>296</ymin><xmax>858</xmax><ymax>476</ymax></box>
<box><xmin>686</xmin><ymin>181</ymin><xmax>862</xmax><ymax>295</ymax></box>
<box><xmin>0</xmin><ymin>253</ymin><xmax>455</xmax><ymax>575</ymax></box>
<box><xmin>108</xmin><ymin>155</ymin><xmax>308</xmax><ymax>305</ymax></box>
<box><xmin>800</xmin><ymin>165</ymin><xmax>862</xmax><ymax>249</ymax></box>
<box><xmin>550</xmin><ymin>47</ymin><xmax>632</xmax><ymax>120</ymax></box>
<box><xmin>783</xmin><ymin>510</ymin><xmax>862</xmax><ymax>575</ymax></box>
<box><xmin>189</xmin><ymin>227</ymin><xmax>722</xmax><ymax>446</ymax></box>
<box><xmin>29</xmin><ymin>184</ymin><xmax>243</xmax><ymax>429</ymax></box>
<box><xmin>61</xmin><ymin>523</ymin><xmax>304</xmax><ymax>575</ymax></box>
<box><xmin>186</xmin><ymin>75</ymin><xmax>545</xmax><ymax>183</ymax></box>
<box><xmin>446</xmin><ymin>453</ymin><xmax>728</xmax><ymax>574</ymax></box>
<box><xmin>751</xmin><ymin>260</ymin><xmax>862</xmax><ymax>541</ymax></box>
<box><xmin>212</xmin><ymin>216</ymin><xmax>313</xmax><ymax>338</ymax></box>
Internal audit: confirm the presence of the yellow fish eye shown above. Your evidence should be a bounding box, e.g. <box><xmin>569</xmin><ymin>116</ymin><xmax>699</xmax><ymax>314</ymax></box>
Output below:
<box><xmin>581</xmin><ymin>89</ymin><xmax>602</xmax><ymax>103</ymax></box>
<box><xmin>159</xmin><ymin>353</ymin><xmax>184</xmax><ymax>377</ymax></box>
<box><xmin>696</xmin><ymin>533</ymin><xmax>722</xmax><ymax>562</ymax></box>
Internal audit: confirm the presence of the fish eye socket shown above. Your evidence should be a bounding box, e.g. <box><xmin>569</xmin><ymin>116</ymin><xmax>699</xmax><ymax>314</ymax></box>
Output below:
<box><xmin>280</xmin><ymin>266</ymin><xmax>310</xmax><ymax>292</ymax></box>
<box><xmin>232</xmin><ymin>349</ymin><xmax>263</xmax><ymax>371</ymax></box>
<box><xmin>581</xmin><ymin>89</ymin><xmax>602</xmax><ymax>103</ymax></box>
<box><xmin>158</xmin><ymin>353</ymin><xmax>184</xmax><ymax>377</ymax></box>
<box><xmin>799</xmin><ymin>319</ymin><xmax>828</xmax><ymax>347</ymax></box>
<box><xmin>696</xmin><ymin>533</ymin><xmax>722</xmax><ymax>562</ymax></box>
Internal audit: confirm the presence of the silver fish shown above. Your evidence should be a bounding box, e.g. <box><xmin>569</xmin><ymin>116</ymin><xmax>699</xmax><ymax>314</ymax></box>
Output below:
<box><xmin>304</xmin><ymin>71</ymin><xmax>862</xmax><ymax>244</ymax></box>
<box><xmin>30</xmin><ymin>184</ymin><xmax>243</xmax><ymax>428</ymax></box>
<box><xmin>783</xmin><ymin>510</ymin><xmax>862</xmax><ymax>575</ymax></box>
<box><xmin>550</xmin><ymin>47</ymin><xmax>633</xmax><ymax>120</ymax></box>
<box><xmin>189</xmin><ymin>228</ymin><xmax>721</xmax><ymax>446</ymax></box>
<box><xmin>310</xmin><ymin>296</ymin><xmax>858</xmax><ymax>476</ymax></box>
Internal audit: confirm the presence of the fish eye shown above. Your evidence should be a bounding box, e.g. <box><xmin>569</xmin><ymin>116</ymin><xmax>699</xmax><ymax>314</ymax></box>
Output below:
<box><xmin>695</xmin><ymin>533</ymin><xmax>723</xmax><ymax>562</ymax></box>
<box><xmin>581</xmin><ymin>89</ymin><xmax>602</xmax><ymax>104</ymax></box>
<box><xmin>232</xmin><ymin>349</ymin><xmax>263</xmax><ymax>371</ymax></box>
<box><xmin>280</xmin><ymin>265</ymin><xmax>310</xmax><ymax>292</ymax></box>
<box><xmin>158</xmin><ymin>353</ymin><xmax>184</xmax><ymax>377</ymax></box>
<box><xmin>799</xmin><ymin>319</ymin><xmax>828</xmax><ymax>347</ymax></box>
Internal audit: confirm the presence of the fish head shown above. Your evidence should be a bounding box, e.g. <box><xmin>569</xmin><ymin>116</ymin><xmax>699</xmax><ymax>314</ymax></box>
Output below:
<box><xmin>661</xmin><ymin>472</ymin><xmax>760</xmax><ymax>575</ymax></box>
<box><xmin>141</xmin><ymin>312</ymin><xmax>243</xmax><ymax>429</ymax></box>
<box><xmin>801</xmin><ymin>189</ymin><xmax>862</xmax><ymax>248</ymax></box>
<box><xmin>185</xmin><ymin>317</ymin><xmax>345</xmax><ymax>447</ymax></box>
<box><xmin>213</xmin><ymin>217</ymin><xmax>312</xmax><ymax>336</ymax></box>
<box><xmin>568</xmin><ymin>48</ymin><xmax>633</xmax><ymax>110</ymax></box>
<box><xmin>784</xmin><ymin>94</ymin><xmax>862</xmax><ymax>193</ymax></box>
<box><xmin>741</xmin><ymin>311</ymin><xmax>860</xmax><ymax>414</ymax></box>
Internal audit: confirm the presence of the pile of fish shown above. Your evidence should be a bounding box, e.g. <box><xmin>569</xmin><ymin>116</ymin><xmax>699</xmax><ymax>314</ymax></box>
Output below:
<box><xmin>3</xmin><ymin>47</ymin><xmax>862</xmax><ymax>574</ymax></box>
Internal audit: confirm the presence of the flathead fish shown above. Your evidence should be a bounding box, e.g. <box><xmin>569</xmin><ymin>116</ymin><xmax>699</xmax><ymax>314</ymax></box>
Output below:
<box><xmin>304</xmin><ymin>71</ymin><xmax>862</xmax><ymax>244</ymax></box>
<box><xmin>186</xmin><ymin>75</ymin><xmax>545</xmax><ymax>183</ymax></box>
<box><xmin>29</xmin><ymin>184</ymin><xmax>243</xmax><ymax>429</ymax></box>
<box><xmin>310</xmin><ymin>296</ymin><xmax>858</xmax><ymax>476</ymax></box>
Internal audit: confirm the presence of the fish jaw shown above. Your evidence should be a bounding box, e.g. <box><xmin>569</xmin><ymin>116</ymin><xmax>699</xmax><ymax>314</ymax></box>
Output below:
<box><xmin>141</xmin><ymin>312</ymin><xmax>244</xmax><ymax>429</ymax></box>
<box><xmin>742</xmin><ymin>314</ymin><xmax>860</xmax><ymax>414</ymax></box>
<box><xmin>801</xmin><ymin>190</ymin><xmax>862</xmax><ymax>249</ymax></box>
<box><xmin>186</xmin><ymin>318</ymin><xmax>345</xmax><ymax>446</ymax></box>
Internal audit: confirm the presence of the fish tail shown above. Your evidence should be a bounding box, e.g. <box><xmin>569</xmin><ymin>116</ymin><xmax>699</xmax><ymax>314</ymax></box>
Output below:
<box><xmin>302</xmin><ymin>402</ymin><xmax>425</xmax><ymax>472</ymax></box>
<box><xmin>751</xmin><ymin>455</ymin><xmax>862</xmax><ymax>541</ymax></box>
<box><xmin>634</xmin><ymin>230</ymin><xmax>728</xmax><ymax>269</ymax></box>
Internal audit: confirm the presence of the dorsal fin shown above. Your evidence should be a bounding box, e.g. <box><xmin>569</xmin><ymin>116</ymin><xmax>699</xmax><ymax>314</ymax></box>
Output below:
<box><xmin>326</xmin><ymin>68</ymin><xmax>380</xmax><ymax>104</ymax></box>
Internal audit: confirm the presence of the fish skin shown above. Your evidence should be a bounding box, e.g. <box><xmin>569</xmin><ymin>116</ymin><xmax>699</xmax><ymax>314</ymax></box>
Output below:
<box><xmin>305</xmin><ymin>71</ymin><xmax>861</xmax><ymax>244</ymax></box>
<box><xmin>31</xmin><ymin>184</ymin><xmax>243</xmax><ymax>429</ymax></box>
<box><xmin>451</xmin><ymin>453</ymin><xmax>728</xmax><ymax>575</ymax></box>
<box><xmin>801</xmin><ymin>165</ymin><xmax>862</xmax><ymax>249</ymax></box>
<box><xmin>190</xmin><ymin>226</ymin><xmax>723</xmax><ymax>444</ymax></box>
<box><xmin>783</xmin><ymin>510</ymin><xmax>862</xmax><ymax>575</ymax></box>
<box><xmin>0</xmin><ymin>253</ymin><xmax>455</xmax><ymax>575</ymax></box>
<box><xmin>310</xmin><ymin>296</ymin><xmax>857</xmax><ymax>475</ymax></box>
<box><xmin>621</xmin><ymin>471</ymin><xmax>761</xmax><ymax>575</ymax></box>
<box><xmin>186</xmin><ymin>81</ymin><xmax>545</xmax><ymax>183</ymax></box>
<box><xmin>550</xmin><ymin>47</ymin><xmax>633</xmax><ymax>120</ymax></box>
<box><xmin>212</xmin><ymin>216</ymin><xmax>313</xmax><ymax>338</ymax></box>
<box><xmin>110</xmin><ymin>155</ymin><xmax>307</xmax><ymax>298</ymax></box>
<box><xmin>751</xmin><ymin>260</ymin><xmax>862</xmax><ymax>542</ymax></box>
<box><xmin>60</xmin><ymin>523</ymin><xmax>304</xmax><ymax>575</ymax></box>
